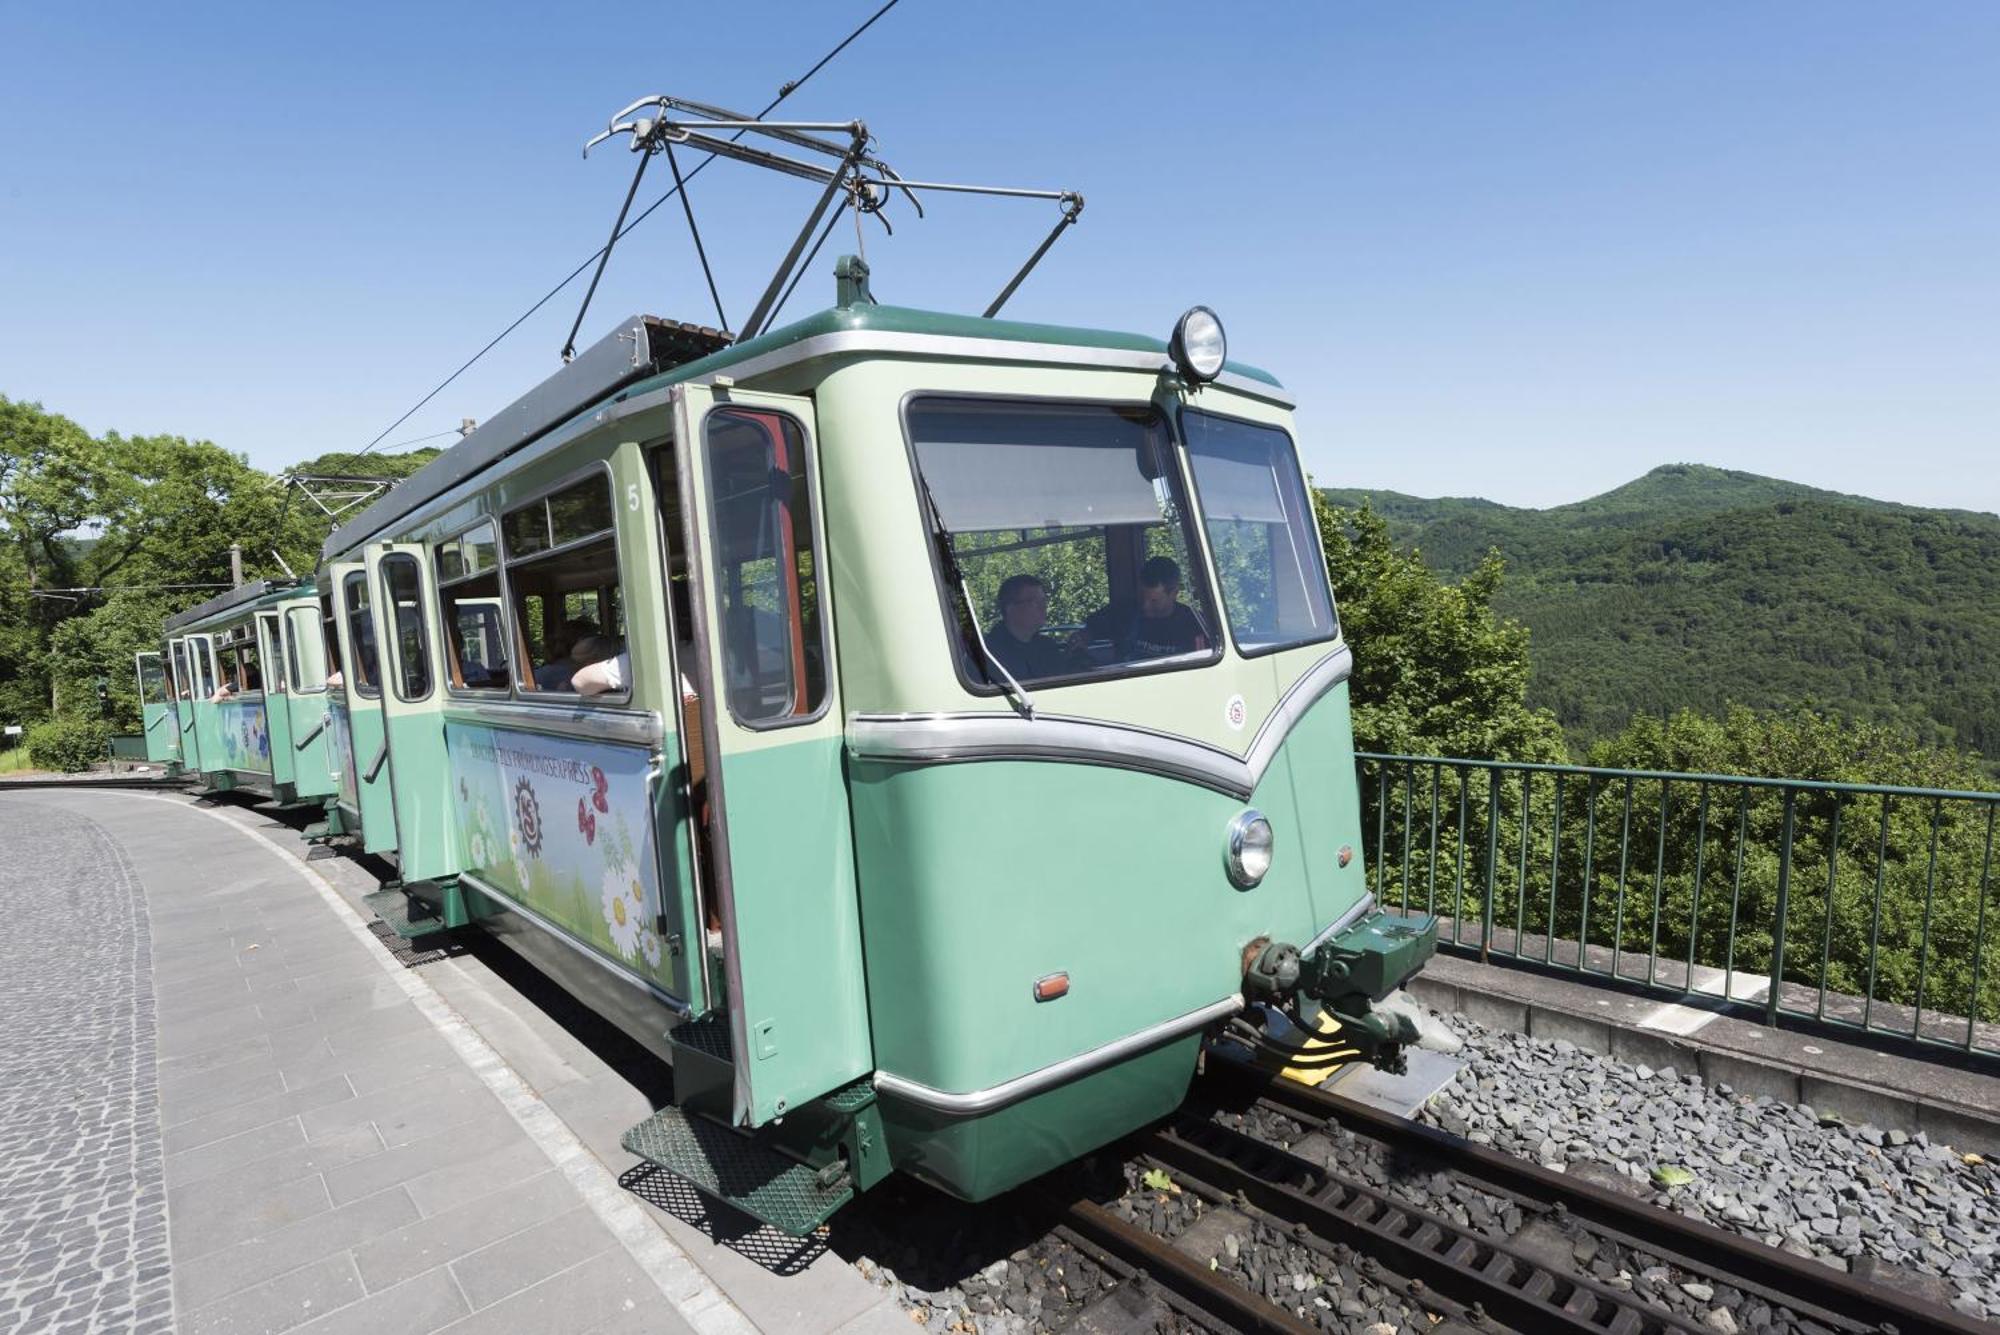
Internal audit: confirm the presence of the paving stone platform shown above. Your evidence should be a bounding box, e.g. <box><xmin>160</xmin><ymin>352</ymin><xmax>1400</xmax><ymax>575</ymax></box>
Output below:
<box><xmin>0</xmin><ymin>790</ymin><xmax>911</xmax><ymax>1335</ymax></box>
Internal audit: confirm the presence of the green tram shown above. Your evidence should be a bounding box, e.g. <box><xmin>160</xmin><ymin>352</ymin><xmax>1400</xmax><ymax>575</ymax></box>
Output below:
<box><xmin>290</xmin><ymin>280</ymin><xmax>1439</xmax><ymax>1232</ymax></box>
<box><xmin>152</xmin><ymin>579</ymin><xmax>339</xmax><ymax>805</ymax></box>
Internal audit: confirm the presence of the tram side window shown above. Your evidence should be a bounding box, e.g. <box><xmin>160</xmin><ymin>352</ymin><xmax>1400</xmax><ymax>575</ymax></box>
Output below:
<box><xmin>703</xmin><ymin>410</ymin><xmax>826</xmax><ymax>724</ymax></box>
<box><xmin>170</xmin><ymin>642</ymin><xmax>192</xmax><ymax>701</ymax></box>
<box><xmin>258</xmin><ymin>618</ymin><xmax>287</xmax><ymax>694</ymax></box>
<box><xmin>139</xmin><ymin>657</ymin><xmax>168</xmax><ymax>705</ymax></box>
<box><xmin>379</xmin><ymin>555</ymin><xmax>433</xmax><ymax>701</ymax></box>
<box><xmin>906</xmin><ymin>398</ymin><xmax>1220</xmax><ymax>691</ymax></box>
<box><xmin>320</xmin><ymin>594</ymin><xmax>344</xmax><ymax>686</ymax></box>
<box><xmin>342</xmin><ymin>572</ymin><xmax>382</xmax><ymax>697</ymax></box>
<box><xmin>286</xmin><ymin>606</ymin><xmax>327</xmax><ymax>693</ymax></box>
<box><xmin>236</xmin><ymin>643</ymin><xmax>263</xmax><ymax>691</ymax></box>
<box><xmin>502</xmin><ymin>475</ymin><xmax>626</xmax><ymax>697</ymax></box>
<box><xmin>434</xmin><ymin>524</ymin><xmax>509</xmax><ymax>691</ymax></box>
<box><xmin>1182</xmin><ymin>411</ymin><xmax>1338</xmax><ymax>656</ymax></box>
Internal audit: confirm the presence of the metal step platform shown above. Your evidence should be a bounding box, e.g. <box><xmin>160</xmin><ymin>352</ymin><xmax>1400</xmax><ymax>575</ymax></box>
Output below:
<box><xmin>363</xmin><ymin>887</ymin><xmax>448</xmax><ymax>940</ymax></box>
<box><xmin>620</xmin><ymin>1105</ymin><xmax>853</xmax><ymax>1237</ymax></box>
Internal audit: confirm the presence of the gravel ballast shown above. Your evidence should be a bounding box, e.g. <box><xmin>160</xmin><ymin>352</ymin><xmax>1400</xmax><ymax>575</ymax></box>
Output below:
<box><xmin>1411</xmin><ymin>1010</ymin><xmax>2000</xmax><ymax>1322</ymax></box>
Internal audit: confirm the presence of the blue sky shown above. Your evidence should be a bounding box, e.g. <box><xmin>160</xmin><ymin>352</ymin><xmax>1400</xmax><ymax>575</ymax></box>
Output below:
<box><xmin>2</xmin><ymin>3</ymin><xmax>1995</xmax><ymax>514</ymax></box>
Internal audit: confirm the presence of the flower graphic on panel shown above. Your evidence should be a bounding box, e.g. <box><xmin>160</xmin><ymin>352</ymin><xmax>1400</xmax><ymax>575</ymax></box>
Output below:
<box><xmin>590</xmin><ymin>765</ymin><xmax>610</xmax><ymax>813</ymax></box>
<box><xmin>602</xmin><ymin>868</ymin><xmax>643</xmax><ymax>960</ymax></box>
<box><xmin>513</xmin><ymin>777</ymin><xmax>543</xmax><ymax>857</ymax></box>
<box><xmin>577</xmin><ymin>797</ymin><xmax>597</xmax><ymax>846</ymax></box>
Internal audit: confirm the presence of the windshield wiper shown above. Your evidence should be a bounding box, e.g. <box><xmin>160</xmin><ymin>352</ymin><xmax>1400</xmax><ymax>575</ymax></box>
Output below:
<box><xmin>914</xmin><ymin>475</ymin><xmax>1035</xmax><ymax>721</ymax></box>
<box><xmin>957</xmin><ymin>574</ymin><xmax>1035</xmax><ymax>721</ymax></box>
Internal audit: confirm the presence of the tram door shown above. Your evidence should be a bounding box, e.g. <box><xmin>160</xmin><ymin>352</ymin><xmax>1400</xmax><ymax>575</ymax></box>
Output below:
<box><xmin>670</xmin><ymin>385</ymin><xmax>869</xmax><ymax>1128</ymax></box>
<box><xmin>168</xmin><ymin>638</ymin><xmax>202</xmax><ymax>772</ymax></box>
<box><xmin>134</xmin><ymin>652</ymin><xmax>180</xmax><ymax>765</ymax></box>
<box><xmin>329</xmin><ymin>560</ymin><xmax>400</xmax><ymax>855</ymax></box>
<box><xmin>255</xmin><ymin>612</ymin><xmax>298</xmax><ymax>795</ymax></box>
<box><xmin>186</xmin><ymin>633</ymin><xmax>227</xmax><ymax>779</ymax></box>
<box><xmin>364</xmin><ymin>543</ymin><xmax>458</xmax><ymax>880</ymax></box>
<box><xmin>278</xmin><ymin>601</ymin><xmax>337</xmax><ymax>801</ymax></box>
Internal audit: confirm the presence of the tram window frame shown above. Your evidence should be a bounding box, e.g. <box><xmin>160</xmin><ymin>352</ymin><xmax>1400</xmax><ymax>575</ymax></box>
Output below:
<box><xmin>899</xmin><ymin>390</ymin><xmax>1224</xmax><ymax>698</ymax></box>
<box><xmin>196</xmin><ymin>635</ymin><xmax>222</xmax><ymax>698</ymax></box>
<box><xmin>498</xmin><ymin>466</ymin><xmax>631</xmax><ymax>704</ymax></box>
<box><xmin>257</xmin><ymin>613</ymin><xmax>288</xmax><ymax>694</ymax></box>
<box><xmin>286</xmin><ymin>604</ymin><xmax>328</xmax><ymax>694</ymax></box>
<box><xmin>341</xmin><ymin>570</ymin><xmax>383</xmax><ymax>699</ymax></box>
<box><xmin>698</xmin><ymin>406</ymin><xmax>831</xmax><ymax>730</ymax></box>
<box><xmin>138</xmin><ymin>655</ymin><xmax>170</xmax><ymax>706</ymax></box>
<box><xmin>378</xmin><ymin>553</ymin><xmax>434</xmax><ymax>703</ymax></box>
<box><xmin>232</xmin><ymin>638</ymin><xmax>265</xmax><ymax>694</ymax></box>
<box><xmin>169</xmin><ymin>640</ymin><xmax>193</xmax><ymax>704</ymax></box>
<box><xmin>1179</xmin><ymin>406</ymin><xmax>1340</xmax><ymax>660</ymax></box>
<box><xmin>319</xmin><ymin>593</ymin><xmax>343</xmax><ymax>688</ymax></box>
<box><xmin>434</xmin><ymin>520</ymin><xmax>513</xmax><ymax>695</ymax></box>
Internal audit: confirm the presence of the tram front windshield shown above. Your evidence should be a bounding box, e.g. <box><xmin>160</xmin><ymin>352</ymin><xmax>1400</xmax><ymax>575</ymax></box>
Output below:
<box><xmin>908</xmin><ymin>398</ymin><xmax>1220</xmax><ymax>690</ymax></box>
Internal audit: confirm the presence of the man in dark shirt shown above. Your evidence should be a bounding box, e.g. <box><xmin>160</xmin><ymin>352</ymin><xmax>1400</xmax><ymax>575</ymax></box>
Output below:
<box><xmin>1123</xmin><ymin>556</ymin><xmax>1209</xmax><ymax>660</ymax></box>
<box><xmin>984</xmin><ymin>574</ymin><xmax>1072</xmax><ymax>682</ymax></box>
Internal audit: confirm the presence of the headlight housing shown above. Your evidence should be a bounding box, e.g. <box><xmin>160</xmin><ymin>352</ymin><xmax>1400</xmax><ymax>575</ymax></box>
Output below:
<box><xmin>1226</xmin><ymin>809</ymin><xmax>1273</xmax><ymax>889</ymax></box>
<box><xmin>1170</xmin><ymin>306</ymin><xmax>1227</xmax><ymax>383</ymax></box>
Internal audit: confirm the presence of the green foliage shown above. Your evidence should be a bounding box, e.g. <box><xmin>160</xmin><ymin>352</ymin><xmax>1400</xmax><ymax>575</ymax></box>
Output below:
<box><xmin>0</xmin><ymin>394</ymin><xmax>432</xmax><ymax>731</ymax></box>
<box><xmin>1371</xmin><ymin>706</ymin><xmax>2000</xmax><ymax>1025</ymax></box>
<box><xmin>1317</xmin><ymin>497</ymin><xmax>1565</xmax><ymax>763</ymax></box>
<box><xmin>1324</xmin><ymin>465</ymin><xmax>2000</xmax><ymax>767</ymax></box>
<box><xmin>25</xmin><ymin>716</ymin><xmax>110</xmax><ymax>772</ymax></box>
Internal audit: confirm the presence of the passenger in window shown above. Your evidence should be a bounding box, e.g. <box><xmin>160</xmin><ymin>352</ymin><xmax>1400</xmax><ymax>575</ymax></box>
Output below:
<box><xmin>984</xmin><ymin>574</ymin><xmax>1070</xmax><ymax>682</ymax></box>
<box><xmin>572</xmin><ymin>638</ymin><xmax>630</xmax><ymax>698</ymax></box>
<box><xmin>1123</xmin><ymin>556</ymin><xmax>1209</xmax><ymax>660</ymax></box>
<box><xmin>534</xmin><ymin>619</ymin><xmax>598</xmax><ymax>691</ymax></box>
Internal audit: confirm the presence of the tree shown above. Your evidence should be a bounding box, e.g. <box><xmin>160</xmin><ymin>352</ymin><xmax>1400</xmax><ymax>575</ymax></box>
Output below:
<box><xmin>1317</xmin><ymin>496</ymin><xmax>1566</xmax><ymax>763</ymax></box>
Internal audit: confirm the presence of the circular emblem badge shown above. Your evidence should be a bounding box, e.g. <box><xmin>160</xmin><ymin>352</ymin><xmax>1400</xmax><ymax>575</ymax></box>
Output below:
<box><xmin>1224</xmin><ymin>694</ymin><xmax>1248</xmax><ymax>732</ymax></box>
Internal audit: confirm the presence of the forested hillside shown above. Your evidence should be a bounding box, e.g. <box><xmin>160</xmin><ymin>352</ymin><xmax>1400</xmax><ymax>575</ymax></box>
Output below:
<box><xmin>1323</xmin><ymin>465</ymin><xmax>2000</xmax><ymax>762</ymax></box>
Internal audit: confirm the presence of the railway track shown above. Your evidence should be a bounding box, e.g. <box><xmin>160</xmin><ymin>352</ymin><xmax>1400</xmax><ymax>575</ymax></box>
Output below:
<box><xmin>1046</xmin><ymin>1061</ymin><xmax>1990</xmax><ymax>1334</ymax></box>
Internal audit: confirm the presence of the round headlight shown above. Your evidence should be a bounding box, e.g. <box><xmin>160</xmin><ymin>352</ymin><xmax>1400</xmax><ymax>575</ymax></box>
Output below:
<box><xmin>1225</xmin><ymin>809</ymin><xmax>1273</xmax><ymax>889</ymax></box>
<box><xmin>1170</xmin><ymin>306</ymin><xmax>1227</xmax><ymax>383</ymax></box>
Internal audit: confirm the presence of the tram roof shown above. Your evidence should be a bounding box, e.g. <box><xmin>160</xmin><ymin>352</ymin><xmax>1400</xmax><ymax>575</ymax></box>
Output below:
<box><xmin>164</xmin><ymin>578</ymin><xmax>315</xmax><ymax>633</ymax></box>
<box><xmin>322</xmin><ymin>301</ymin><xmax>1288</xmax><ymax>561</ymax></box>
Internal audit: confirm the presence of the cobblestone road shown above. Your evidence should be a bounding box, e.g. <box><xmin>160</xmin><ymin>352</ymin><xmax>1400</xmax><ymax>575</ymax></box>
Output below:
<box><xmin>0</xmin><ymin>798</ymin><xmax>173</xmax><ymax>1335</ymax></box>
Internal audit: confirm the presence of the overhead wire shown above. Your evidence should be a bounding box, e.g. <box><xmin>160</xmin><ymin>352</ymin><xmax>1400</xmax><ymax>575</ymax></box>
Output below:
<box><xmin>353</xmin><ymin>0</ymin><xmax>904</xmax><ymax>460</ymax></box>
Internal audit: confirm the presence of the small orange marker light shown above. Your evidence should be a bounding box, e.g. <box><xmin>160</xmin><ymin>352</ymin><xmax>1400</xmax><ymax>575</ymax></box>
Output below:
<box><xmin>1337</xmin><ymin>845</ymin><xmax>1354</xmax><ymax>868</ymax></box>
<box><xmin>1033</xmin><ymin>972</ymin><xmax>1070</xmax><ymax>1002</ymax></box>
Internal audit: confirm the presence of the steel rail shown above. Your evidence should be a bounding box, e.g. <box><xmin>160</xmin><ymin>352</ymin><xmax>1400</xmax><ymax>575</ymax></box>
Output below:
<box><xmin>1035</xmin><ymin>1189</ymin><xmax>1317</xmax><ymax>1335</ymax></box>
<box><xmin>1141</xmin><ymin>1118</ymin><xmax>1694</xmax><ymax>1334</ymax></box>
<box><xmin>1207</xmin><ymin>1063</ymin><xmax>1991</xmax><ymax>1335</ymax></box>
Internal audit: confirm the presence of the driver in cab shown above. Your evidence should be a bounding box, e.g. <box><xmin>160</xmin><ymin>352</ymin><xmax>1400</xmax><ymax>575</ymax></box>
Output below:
<box><xmin>984</xmin><ymin>574</ymin><xmax>1069</xmax><ymax>682</ymax></box>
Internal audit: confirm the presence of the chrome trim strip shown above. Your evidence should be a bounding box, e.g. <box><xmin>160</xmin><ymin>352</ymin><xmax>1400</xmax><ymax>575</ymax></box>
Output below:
<box><xmin>1302</xmin><ymin>892</ymin><xmax>1379</xmax><ymax>958</ymax></box>
<box><xmin>459</xmin><ymin>871</ymin><xmax>691</xmax><ymax>1016</ymax></box>
<box><xmin>694</xmin><ymin>330</ymin><xmax>1297</xmax><ymax>408</ymax></box>
<box><xmin>444</xmin><ymin>700</ymin><xmax>663</xmax><ymax>748</ymax></box>
<box><xmin>872</xmin><ymin>994</ymin><xmax>1243</xmax><ymax>1118</ymax></box>
<box><xmin>848</xmin><ymin>644</ymin><xmax>1352</xmax><ymax>799</ymax></box>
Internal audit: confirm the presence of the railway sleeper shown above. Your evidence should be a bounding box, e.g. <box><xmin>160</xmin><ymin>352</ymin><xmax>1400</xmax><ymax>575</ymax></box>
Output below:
<box><xmin>1147</xmin><ymin>1122</ymin><xmax>1705</xmax><ymax>1334</ymax></box>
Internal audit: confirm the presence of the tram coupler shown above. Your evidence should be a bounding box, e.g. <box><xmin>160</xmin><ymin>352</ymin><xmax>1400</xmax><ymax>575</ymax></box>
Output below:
<box><xmin>1241</xmin><ymin>908</ymin><xmax>1439</xmax><ymax>1075</ymax></box>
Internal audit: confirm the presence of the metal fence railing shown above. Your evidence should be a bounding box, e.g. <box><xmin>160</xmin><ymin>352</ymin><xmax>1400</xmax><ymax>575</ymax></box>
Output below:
<box><xmin>1358</xmin><ymin>753</ymin><xmax>2000</xmax><ymax>1060</ymax></box>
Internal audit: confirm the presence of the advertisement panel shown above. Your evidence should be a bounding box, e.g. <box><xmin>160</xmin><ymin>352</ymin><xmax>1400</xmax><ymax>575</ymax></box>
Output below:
<box><xmin>213</xmin><ymin>698</ymin><xmax>272</xmax><ymax>774</ymax></box>
<box><xmin>446</xmin><ymin>722</ymin><xmax>672</xmax><ymax>986</ymax></box>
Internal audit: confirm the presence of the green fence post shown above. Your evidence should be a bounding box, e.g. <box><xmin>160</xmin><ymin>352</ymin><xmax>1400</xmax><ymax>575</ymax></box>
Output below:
<box><xmin>1767</xmin><ymin>789</ymin><xmax>1798</xmax><ymax>1028</ymax></box>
